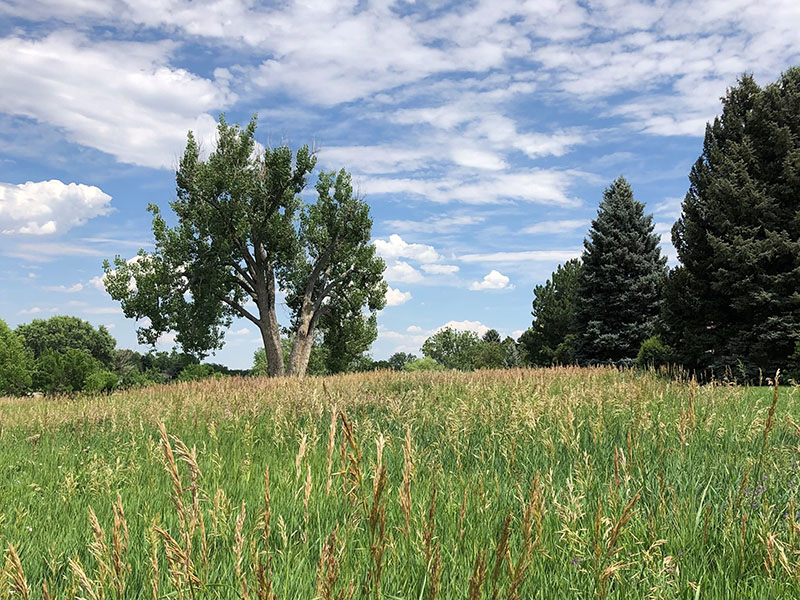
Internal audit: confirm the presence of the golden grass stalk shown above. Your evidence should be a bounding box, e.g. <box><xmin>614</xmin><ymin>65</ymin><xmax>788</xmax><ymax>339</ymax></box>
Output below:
<box><xmin>255</xmin><ymin>466</ymin><xmax>275</xmax><ymax>600</ymax></box>
<box><xmin>111</xmin><ymin>493</ymin><xmax>130</xmax><ymax>597</ymax></box>
<box><xmin>467</xmin><ymin>550</ymin><xmax>487</xmax><ymax>600</ymax></box>
<box><xmin>399</xmin><ymin>426</ymin><xmax>413</xmax><ymax>538</ymax></box>
<box><xmin>234</xmin><ymin>501</ymin><xmax>249</xmax><ymax>600</ymax></box>
<box><xmin>68</xmin><ymin>556</ymin><xmax>98</xmax><ymax>600</ymax></box>
<box><xmin>147</xmin><ymin>521</ymin><xmax>160</xmax><ymax>600</ymax></box>
<box><xmin>316</xmin><ymin>528</ymin><xmax>340</xmax><ymax>600</ymax></box>
<box><xmin>490</xmin><ymin>513</ymin><xmax>512</xmax><ymax>600</ymax></box>
<box><xmin>5</xmin><ymin>544</ymin><xmax>30</xmax><ymax>600</ymax></box>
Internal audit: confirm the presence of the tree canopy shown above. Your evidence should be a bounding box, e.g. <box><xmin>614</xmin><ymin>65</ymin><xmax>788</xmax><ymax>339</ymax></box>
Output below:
<box><xmin>104</xmin><ymin>115</ymin><xmax>385</xmax><ymax>377</ymax></box>
<box><xmin>16</xmin><ymin>315</ymin><xmax>116</xmax><ymax>367</ymax></box>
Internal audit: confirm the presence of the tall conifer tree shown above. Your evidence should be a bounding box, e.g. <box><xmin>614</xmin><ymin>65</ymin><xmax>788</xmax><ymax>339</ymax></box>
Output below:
<box><xmin>667</xmin><ymin>69</ymin><xmax>800</xmax><ymax>377</ymax></box>
<box><xmin>575</xmin><ymin>177</ymin><xmax>666</xmax><ymax>363</ymax></box>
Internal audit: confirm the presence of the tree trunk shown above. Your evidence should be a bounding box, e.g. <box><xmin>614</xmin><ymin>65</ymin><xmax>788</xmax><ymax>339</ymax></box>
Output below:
<box><xmin>259</xmin><ymin>316</ymin><xmax>284</xmax><ymax>377</ymax></box>
<box><xmin>288</xmin><ymin>306</ymin><xmax>314</xmax><ymax>377</ymax></box>
<box><xmin>255</xmin><ymin>262</ymin><xmax>285</xmax><ymax>377</ymax></box>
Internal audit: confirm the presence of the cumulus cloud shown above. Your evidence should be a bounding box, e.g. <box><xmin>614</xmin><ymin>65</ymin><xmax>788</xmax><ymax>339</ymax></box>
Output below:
<box><xmin>374</xmin><ymin>234</ymin><xmax>441</xmax><ymax>264</ymax></box>
<box><xmin>385</xmin><ymin>286</ymin><xmax>412</xmax><ymax>307</ymax></box>
<box><xmin>435</xmin><ymin>320</ymin><xmax>491</xmax><ymax>337</ymax></box>
<box><xmin>468</xmin><ymin>270</ymin><xmax>514</xmax><ymax>291</ymax></box>
<box><xmin>229</xmin><ymin>327</ymin><xmax>250</xmax><ymax>336</ymax></box>
<box><xmin>0</xmin><ymin>180</ymin><xmax>112</xmax><ymax>235</ymax></box>
<box><xmin>384</xmin><ymin>261</ymin><xmax>423</xmax><ymax>283</ymax></box>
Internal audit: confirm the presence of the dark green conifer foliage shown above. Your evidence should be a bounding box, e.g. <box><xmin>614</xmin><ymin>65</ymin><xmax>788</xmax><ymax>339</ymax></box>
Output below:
<box><xmin>519</xmin><ymin>258</ymin><xmax>581</xmax><ymax>366</ymax></box>
<box><xmin>667</xmin><ymin>69</ymin><xmax>800</xmax><ymax>377</ymax></box>
<box><xmin>575</xmin><ymin>177</ymin><xmax>666</xmax><ymax>363</ymax></box>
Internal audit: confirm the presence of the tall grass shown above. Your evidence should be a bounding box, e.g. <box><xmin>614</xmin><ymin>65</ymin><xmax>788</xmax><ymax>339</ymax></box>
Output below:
<box><xmin>0</xmin><ymin>367</ymin><xmax>798</xmax><ymax>598</ymax></box>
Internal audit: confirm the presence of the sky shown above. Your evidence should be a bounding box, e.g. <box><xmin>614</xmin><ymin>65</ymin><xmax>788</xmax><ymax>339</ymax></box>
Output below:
<box><xmin>1</xmin><ymin>0</ymin><xmax>799</xmax><ymax>369</ymax></box>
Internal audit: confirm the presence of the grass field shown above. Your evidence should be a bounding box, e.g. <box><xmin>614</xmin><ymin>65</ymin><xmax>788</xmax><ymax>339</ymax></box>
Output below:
<box><xmin>1</xmin><ymin>367</ymin><xmax>799</xmax><ymax>599</ymax></box>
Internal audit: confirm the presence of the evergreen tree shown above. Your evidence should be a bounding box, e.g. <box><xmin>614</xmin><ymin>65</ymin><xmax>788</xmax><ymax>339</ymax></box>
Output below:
<box><xmin>575</xmin><ymin>177</ymin><xmax>666</xmax><ymax>363</ymax></box>
<box><xmin>519</xmin><ymin>259</ymin><xmax>581</xmax><ymax>366</ymax></box>
<box><xmin>667</xmin><ymin>69</ymin><xmax>800</xmax><ymax>378</ymax></box>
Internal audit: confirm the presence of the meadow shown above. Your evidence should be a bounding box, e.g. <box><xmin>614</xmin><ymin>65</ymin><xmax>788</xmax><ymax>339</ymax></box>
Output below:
<box><xmin>0</xmin><ymin>367</ymin><xmax>799</xmax><ymax>599</ymax></box>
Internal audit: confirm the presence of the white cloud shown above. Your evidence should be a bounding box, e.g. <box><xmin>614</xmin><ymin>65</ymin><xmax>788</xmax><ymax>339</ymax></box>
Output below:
<box><xmin>460</xmin><ymin>249</ymin><xmax>582</xmax><ymax>264</ymax></box>
<box><xmin>0</xmin><ymin>32</ymin><xmax>230</xmax><ymax>169</ymax></box>
<box><xmin>469</xmin><ymin>270</ymin><xmax>514</xmax><ymax>291</ymax></box>
<box><xmin>420</xmin><ymin>264</ymin><xmax>459</xmax><ymax>275</ymax></box>
<box><xmin>435</xmin><ymin>320</ymin><xmax>490</xmax><ymax>337</ymax></box>
<box><xmin>521</xmin><ymin>219</ymin><xmax>589</xmax><ymax>235</ymax></box>
<box><xmin>229</xmin><ymin>327</ymin><xmax>250</xmax><ymax>336</ymax></box>
<box><xmin>0</xmin><ymin>180</ymin><xmax>112</xmax><ymax>235</ymax></box>
<box><xmin>44</xmin><ymin>283</ymin><xmax>84</xmax><ymax>293</ymax></box>
<box><xmin>374</xmin><ymin>234</ymin><xmax>441</xmax><ymax>264</ymax></box>
<box><xmin>383</xmin><ymin>261</ymin><xmax>423</xmax><ymax>283</ymax></box>
<box><xmin>385</xmin><ymin>286</ymin><xmax>412</xmax><ymax>307</ymax></box>
<box><xmin>406</xmin><ymin>325</ymin><xmax>423</xmax><ymax>333</ymax></box>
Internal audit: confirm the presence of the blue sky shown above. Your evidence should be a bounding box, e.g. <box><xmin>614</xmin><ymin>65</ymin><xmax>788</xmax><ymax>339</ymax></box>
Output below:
<box><xmin>1</xmin><ymin>0</ymin><xmax>799</xmax><ymax>369</ymax></box>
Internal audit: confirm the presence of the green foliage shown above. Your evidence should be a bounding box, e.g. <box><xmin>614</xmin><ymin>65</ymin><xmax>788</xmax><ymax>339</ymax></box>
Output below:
<box><xmin>34</xmin><ymin>348</ymin><xmax>101</xmax><ymax>394</ymax></box>
<box><xmin>84</xmin><ymin>370</ymin><xmax>119</xmax><ymax>394</ymax></box>
<box><xmin>403</xmin><ymin>357</ymin><xmax>444</xmax><ymax>371</ymax></box>
<box><xmin>177</xmin><ymin>363</ymin><xmax>218</xmax><ymax>382</ymax></box>
<box><xmin>575</xmin><ymin>177</ymin><xmax>666</xmax><ymax>364</ymax></box>
<box><xmin>636</xmin><ymin>336</ymin><xmax>671</xmax><ymax>369</ymax></box>
<box><xmin>16</xmin><ymin>315</ymin><xmax>116</xmax><ymax>367</ymax></box>
<box><xmin>421</xmin><ymin>327</ymin><xmax>480</xmax><ymax>371</ymax></box>
<box><xmin>520</xmin><ymin>259</ymin><xmax>581</xmax><ymax>366</ymax></box>
<box><xmin>788</xmin><ymin>342</ymin><xmax>800</xmax><ymax>382</ymax></box>
<box><xmin>387</xmin><ymin>352</ymin><xmax>417</xmax><ymax>371</ymax></box>
<box><xmin>667</xmin><ymin>69</ymin><xmax>800</xmax><ymax>379</ymax></box>
<box><xmin>0</xmin><ymin>318</ymin><xmax>33</xmax><ymax>396</ymax></box>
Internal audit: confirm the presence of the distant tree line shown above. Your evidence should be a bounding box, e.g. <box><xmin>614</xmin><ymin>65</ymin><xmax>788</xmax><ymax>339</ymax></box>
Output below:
<box><xmin>0</xmin><ymin>315</ymin><xmax>248</xmax><ymax>396</ymax></box>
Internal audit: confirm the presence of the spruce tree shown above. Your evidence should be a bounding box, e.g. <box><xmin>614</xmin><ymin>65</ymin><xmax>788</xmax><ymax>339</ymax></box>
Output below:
<box><xmin>667</xmin><ymin>69</ymin><xmax>800</xmax><ymax>378</ymax></box>
<box><xmin>575</xmin><ymin>177</ymin><xmax>666</xmax><ymax>363</ymax></box>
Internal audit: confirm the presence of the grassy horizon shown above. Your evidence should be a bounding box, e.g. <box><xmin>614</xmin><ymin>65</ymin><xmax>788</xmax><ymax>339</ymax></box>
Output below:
<box><xmin>1</xmin><ymin>367</ymin><xmax>799</xmax><ymax>599</ymax></box>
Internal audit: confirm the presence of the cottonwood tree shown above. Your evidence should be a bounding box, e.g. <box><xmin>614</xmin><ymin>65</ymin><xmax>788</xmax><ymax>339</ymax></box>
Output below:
<box><xmin>667</xmin><ymin>70</ymin><xmax>800</xmax><ymax>378</ymax></box>
<box><xmin>574</xmin><ymin>177</ymin><xmax>666</xmax><ymax>364</ymax></box>
<box><xmin>104</xmin><ymin>116</ymin><xmax>386</xmax><ymax>377</ymax></box>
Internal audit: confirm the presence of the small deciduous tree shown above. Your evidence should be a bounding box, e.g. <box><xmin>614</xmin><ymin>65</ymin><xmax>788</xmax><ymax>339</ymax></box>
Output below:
<box><xmin>421</xmin><ymin>328</ymin><xmax>480</xmax><ymax>371</ymax></box>
<box><xmin>104</xmin><ymin>116</ymin><xmax>385</xmax><ymax>377</ymax></box>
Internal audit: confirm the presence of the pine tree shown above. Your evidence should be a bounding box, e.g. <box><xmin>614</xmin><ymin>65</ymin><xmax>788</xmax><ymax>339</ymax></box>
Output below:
<box><xmin>519</xmin><ymin>258</ymin><xmax>581</xmax><ymax>366</ymax></box>
<box><xmin>667</xmin><ymin>69</ymin><xmax>800</xmax><ymax>378</ymax></box>
<box><xmin>575</xmin><ymin>177</ymin><xmax>666</xmax><ymax>363</ymax></box>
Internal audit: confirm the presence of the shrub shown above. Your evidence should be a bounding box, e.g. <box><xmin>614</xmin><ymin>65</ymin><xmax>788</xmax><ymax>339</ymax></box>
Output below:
<box><xmin>34</xmin><ymin>349</ymin><xmax>101</xmax><ymax>394</ymax></box>
<box><xmin>84</xmin><ymin>370</ymin><xmax>119</xmax><ymax>394</ymax></box>
<box><xmin>177</xmin><ymin>363</ymin><xmax>217</xmax><ymax>382</ymax></box>
<box><xmin>637</xmin><ymin>336</ymin><xmax>671</xmax><ymax>369</ymax></box>
<box><xmin>404</xmin><ymin>357</ymin><xmax>444</xmax><ymax>372</ymax></box>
